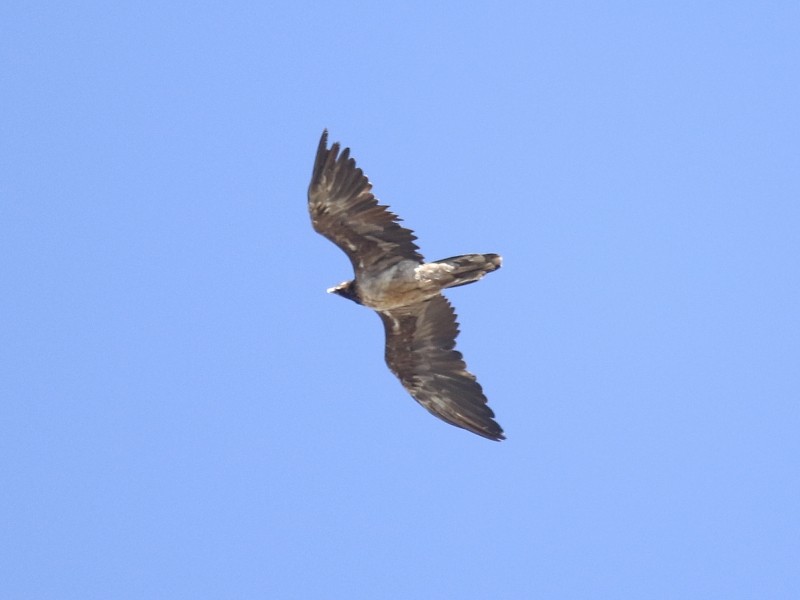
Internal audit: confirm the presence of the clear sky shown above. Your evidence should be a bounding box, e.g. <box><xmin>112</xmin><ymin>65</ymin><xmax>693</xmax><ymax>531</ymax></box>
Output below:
<box><xmin>2</xmin><ymin>2</ymin><xmax>799</xmax><ymax>598</ymax></box>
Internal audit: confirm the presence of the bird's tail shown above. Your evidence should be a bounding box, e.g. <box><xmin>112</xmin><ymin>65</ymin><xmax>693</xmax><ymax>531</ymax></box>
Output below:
<box><xmin>433</xmin><ymin>253</ymin><xmax>502</xmax><ymax>289</ymax></box>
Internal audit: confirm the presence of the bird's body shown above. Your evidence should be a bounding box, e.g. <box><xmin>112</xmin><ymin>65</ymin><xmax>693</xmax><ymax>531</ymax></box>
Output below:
<box><xmin>308</xmin><ymin>130</ymin><xmax>505</xmax><ymax>441</ymax></box>
<box><xmin>329</xmin><ymin>254</ymin><xmax>501</xmax><ymax>311</ymax></box>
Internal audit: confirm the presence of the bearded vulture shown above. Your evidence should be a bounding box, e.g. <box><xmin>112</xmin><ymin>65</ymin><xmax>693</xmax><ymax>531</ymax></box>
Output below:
<box><xmin>307</xmin><ymin>130</ymin><xmax>505</xmax><ymax>441</ymax></box>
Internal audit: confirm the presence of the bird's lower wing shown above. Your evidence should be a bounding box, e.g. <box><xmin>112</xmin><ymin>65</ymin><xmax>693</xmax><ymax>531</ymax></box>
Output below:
<box><xmin>378</xmin><ymin>295</ymin><xmax>505</xmax><ymax>441</ymax></box>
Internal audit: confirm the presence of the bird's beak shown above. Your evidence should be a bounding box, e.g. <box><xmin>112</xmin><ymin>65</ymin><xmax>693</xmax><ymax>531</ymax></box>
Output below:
<box><xmin>326</xmin><ymin>282</ymin><xmax>345</xmax><ymax>294</ymax></box>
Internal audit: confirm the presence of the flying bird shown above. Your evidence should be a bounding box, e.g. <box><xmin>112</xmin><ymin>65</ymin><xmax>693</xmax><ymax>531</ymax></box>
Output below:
<box><xmin>307</xmin><ymin>130</ymin><xmax>505</xmax><ymax>441</ymax></box>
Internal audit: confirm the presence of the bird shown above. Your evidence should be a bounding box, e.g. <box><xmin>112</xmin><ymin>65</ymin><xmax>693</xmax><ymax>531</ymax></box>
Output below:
<box><xmin>307</xmin><ymin>130</ymin><xmax>505</xmax><ymax>441</ymax></box>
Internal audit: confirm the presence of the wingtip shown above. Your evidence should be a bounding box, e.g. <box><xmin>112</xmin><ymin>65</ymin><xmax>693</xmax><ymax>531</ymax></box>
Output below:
<box><xmin>481</xmin><ymin>426</ymin><xmax>506</xmax><ymax>442</ymax></box>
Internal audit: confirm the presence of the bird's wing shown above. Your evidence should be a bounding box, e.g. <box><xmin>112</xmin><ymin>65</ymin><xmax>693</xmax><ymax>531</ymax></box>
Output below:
<box><xmin>308</xmin><ymin>130</ymin><xmax>424</xmax><ymax>277</ymax></box>
<box><xmin>379</xmin><ymin>295</ymin><xmax>505</xmax><ymax>441</ymax></box>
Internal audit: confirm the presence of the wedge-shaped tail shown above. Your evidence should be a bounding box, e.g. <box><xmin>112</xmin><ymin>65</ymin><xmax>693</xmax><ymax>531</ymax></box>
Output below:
<box><xmin>432</xmin><ymin>253</ymin><xmax>502</xmax><ymax>289</ymax></box>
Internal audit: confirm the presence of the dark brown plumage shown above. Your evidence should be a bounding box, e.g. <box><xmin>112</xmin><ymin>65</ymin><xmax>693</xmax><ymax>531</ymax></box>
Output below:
<box><xmin>307</xmin><ymin>130</ymin><xmax>504</xmax><ymax>441</ymax></box>
<box><xmin>308</xmin><ymin>131</ymin><xmax>423</xmax><ymax>276</ymax></box>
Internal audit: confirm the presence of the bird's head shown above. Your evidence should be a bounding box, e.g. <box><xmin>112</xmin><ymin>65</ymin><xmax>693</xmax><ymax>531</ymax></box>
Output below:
<box><xmin>326</xmin><ymin>280</ymin><xmax>361</xmax><ymax>304</ymax></box>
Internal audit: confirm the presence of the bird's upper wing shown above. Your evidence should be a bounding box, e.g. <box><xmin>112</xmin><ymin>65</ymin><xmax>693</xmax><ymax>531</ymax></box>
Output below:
<box><xmin>379</xmin><ymin>294</ymin><xmax>505</xmax><ymax>441</ymax></box>
<box><xmin>308</xmin><ymin>130</ymin><xmax>424</xmax><ymax>277</ymax></box>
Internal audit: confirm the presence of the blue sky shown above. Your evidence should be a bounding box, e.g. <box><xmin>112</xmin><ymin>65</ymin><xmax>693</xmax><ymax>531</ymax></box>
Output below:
<box><xmin>2</xmin><ymin>2</ymin><xmax>799</xmax><ymax>598</ymax></box>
